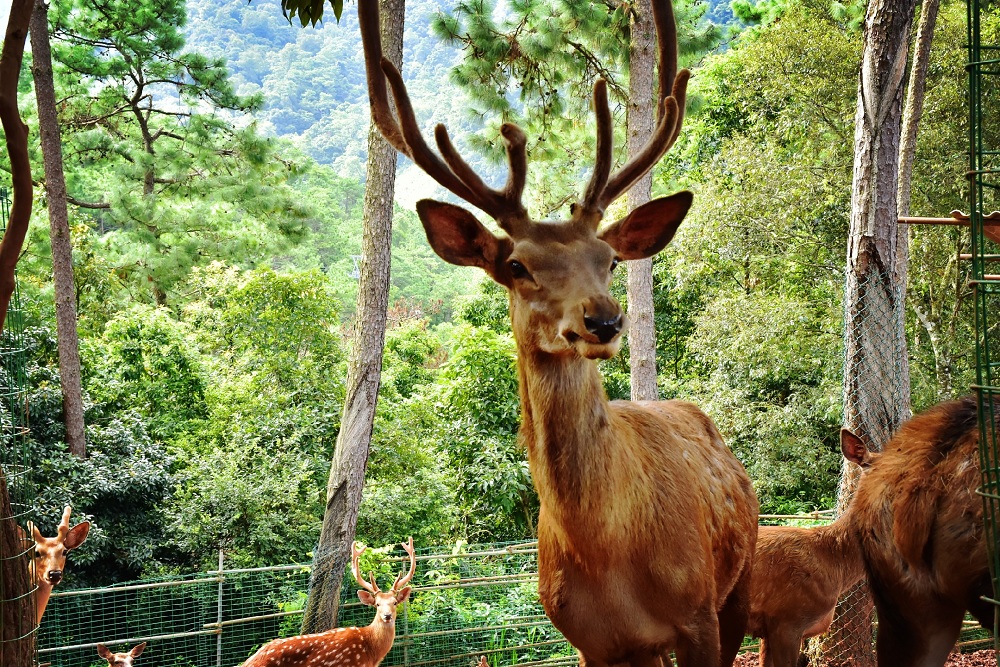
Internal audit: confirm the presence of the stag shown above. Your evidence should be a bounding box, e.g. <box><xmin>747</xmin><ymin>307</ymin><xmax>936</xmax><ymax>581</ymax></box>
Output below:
<box><xmin>243</xmin><ymin>538</ymin><xmax>416</xmax><ymax>667</ymax></box>
<box><xmin>22</xmin><ymin>505</ymin><xmax>91</xmax><ymax>625</ymax></box>
<box><xmin>358</xmin><ymin>1</ymin><xmax>758</xmax><ymax>665</ymax></box>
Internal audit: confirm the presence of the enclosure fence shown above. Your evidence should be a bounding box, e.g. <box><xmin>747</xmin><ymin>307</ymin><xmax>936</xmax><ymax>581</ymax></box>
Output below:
<box><xmin>36</xmin><ymin>533</ymin><xmax>994</xmax><ymax>667</ymax></box>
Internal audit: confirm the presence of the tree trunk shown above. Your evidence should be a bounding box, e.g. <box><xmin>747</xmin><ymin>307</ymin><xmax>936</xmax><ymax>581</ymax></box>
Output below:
<box><xmin>626</xmin><ymin>1</ymin><xmax>658</xmax><ymax>402</ymax></box>
<box><xmin>300</xmin><ymin>0</ymin><xmax>404</xmax><ymax>633</ymax></box>
<box><xmin>31</xmin><ymin>0</ymin><xmax>87</xmax><ymax>459</ymax></box>
<box><xmin>818</xmin><ymin>0</ymin><xmax>918</xmax><ymax>662</ymax></box>
<box><xmin>0</xmin><ymin>2</ymin><xmax>38</xmax><ymax>666</ymax></box>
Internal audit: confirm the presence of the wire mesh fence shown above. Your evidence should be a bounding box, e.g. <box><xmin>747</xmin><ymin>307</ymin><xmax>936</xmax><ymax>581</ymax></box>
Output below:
<box><xmin>0</xmin><ymin>185</ymin><xmax>37</xmax><ymax>664</ymax></box>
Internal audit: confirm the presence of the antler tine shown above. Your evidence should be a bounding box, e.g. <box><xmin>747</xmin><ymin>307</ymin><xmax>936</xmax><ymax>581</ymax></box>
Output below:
<box><xmin>56</xmin><ymin>505</ymin><xmax>72</xmax><ymax>539</ymax></box>
<box><xmin>351</xmin><ymin>541</ymin><xmax>379</xmax><ymax>595</ymax></box>
<box><xmin>593</xmin><ymin>0</ymin><xmax>690</xmax><ymax>213</ymax></box>
<box><xmin>582</xmin><ymin>79</ymin><xmax>614</xmax><ymax>210</ymax></box>
<box><xmin>358</xmin><ymin>0</ymin><xmax>529</xmax><ymax>229</ymax></box>
<box><xmin>392</xmin><ymin>537</ymin><xmax>416</xmax><ymax>591</ymax></box>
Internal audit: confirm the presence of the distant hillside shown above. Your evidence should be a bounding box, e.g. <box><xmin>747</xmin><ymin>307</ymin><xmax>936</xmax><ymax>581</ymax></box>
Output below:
<box><xmin>185</xmin><ymin>0</ymin><xmax>494</xmax><ymax>205</ymax></box>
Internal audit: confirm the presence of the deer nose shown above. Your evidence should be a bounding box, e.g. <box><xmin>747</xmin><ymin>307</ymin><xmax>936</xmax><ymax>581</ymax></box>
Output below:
<box><xmin>381</xmin><ymin>613</ymin><xmax>393</xmax><ymax>622</ymax></box>
<box><xmin>584</xmin><ymin>313</ymin><xmax>623</xmax><ymax>344</ymax></box>
<box><xmin>47</xmin><ymin>570</ymin><xmax>63</xmax><ymax>584</ymax></box>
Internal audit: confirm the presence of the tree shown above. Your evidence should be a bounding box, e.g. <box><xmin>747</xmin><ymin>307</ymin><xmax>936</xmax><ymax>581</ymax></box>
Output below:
<box><xmin>0</xmin><ymin>1</ymin><xmax>38</xmax><ymax>665</ymax></box>
<box><xmin>30</xmin><ymin>0</ymin><xmax>86</xmax><ymax>457</ymax></box>
<box><xmin>823</xmin><ymin>0</ymin><xmax>919</xmax><ymax>659</ymax></box>
<box><xmin>48</xmin><ymin>0</ymin><xmax>308</xmax><ymax>305</ymax></box>
<box><xmin>301</xmin><ymin>0</ymin><xmax>405</xmax><ymax>633</ymax></box>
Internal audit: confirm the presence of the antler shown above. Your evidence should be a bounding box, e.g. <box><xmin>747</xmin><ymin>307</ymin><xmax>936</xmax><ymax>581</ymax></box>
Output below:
<box><xmin>358</xmin><ymin>0</ymin><xmax>529</xmax><ymax>231</ymax></box>
<box><xmin>351</xmin><ymin>541</ymin><xmax>380</xmax><ymax>595</ymax></box>
<box><xmin>392</xmin><ymin>537</ymin><xmax>416</xmax><ymax>591</ymax></box>
<box><xmin>56</xmin><ymin>505</ymin><xmax>72</xmax><ymax>540</ymax></box>
<box><xmin>581</xmin><ymin>0</ymin><xmax>690</xmax><ymax>216</ymax></box>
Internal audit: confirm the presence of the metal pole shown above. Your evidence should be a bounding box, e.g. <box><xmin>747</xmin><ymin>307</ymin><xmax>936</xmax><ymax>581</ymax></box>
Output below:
<box><xmin>217</xmin><ymin>549</ymin><xmax>224</xmax><ymax>667</ymax></box>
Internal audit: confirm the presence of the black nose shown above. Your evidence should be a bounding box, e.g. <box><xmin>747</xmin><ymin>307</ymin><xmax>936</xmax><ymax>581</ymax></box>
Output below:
<box><xmin>584</xmin><ymin>313</ymin><xmax>623</xmax><ymax>344</ymax></box>
<box><xmin>47</xmin><ymin>570</ymin><xmax>63</xmax><ymax>584</ymax></box>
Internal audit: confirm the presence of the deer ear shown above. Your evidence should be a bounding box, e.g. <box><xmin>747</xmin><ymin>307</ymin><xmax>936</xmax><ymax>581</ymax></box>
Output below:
<box><xmin>357</xmin><ymin>590</ymin><xmax>376</xmax><ymax>606</ymax></box>
<box><xmin>599</xmin><ymin>191</ymin><xmax>693</xmax><ymax>260</ymax></box>
<box><xmin>130</xmin><ymin>642</ymin><xmax>146</xmax><ymax>658</ymax></box>
<box><xmin>97</xmin><ymin>645</ymin><xmax>111</xmax><ymax>660</ymax></box>
<box><xmin>416</xmin><ymin>200</ymin><xmax>510</xmax><ymax>281</ymax></box>
<box><xmin>840</xmin><ymin>428</ymin><xmax>869</xmax><ymax>466</ymax></box>
<box><xmin>64</xmin><ymin>521</ymin><xmax>91</xmax><ymax>550</ymax></box>
<box><xmin>395</xmin><ymin>586</ymin><xmax>411</xmax><ymax>605</ymax></box>
<box><xmin>29</xmin><ymin>522</ymin><xmax>41</xmax><ymax>543</ymax></box>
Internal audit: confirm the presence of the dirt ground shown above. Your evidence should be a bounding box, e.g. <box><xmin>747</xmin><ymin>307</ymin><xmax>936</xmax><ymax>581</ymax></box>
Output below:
<box><xmin>732</xmin><ymin>650</ymin><xmax>997</xmax><ymax>667</ymax></box>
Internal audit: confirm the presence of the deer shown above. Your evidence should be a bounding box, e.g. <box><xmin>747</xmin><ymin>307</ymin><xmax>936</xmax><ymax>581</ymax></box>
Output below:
<box><xmin>358</xmin><ymin>1</ymin><xmax>759</xmax><ymax>665</ymax></box>
<box><xmin>97</xmin><ymin>643</ymin><xmax>147</xmax><ymax>667</ymax></box>
<box><xmin>242</xmin><ymin>538</ymin><xmax>415</xmax><ymax>667</ymax></box>
<box><xmin>21</xmin><ymin>505</ymin><xmax>91</xmax><ymax>625</ymax></box>
<box><xmin>747</xmin><ymin>429</ymin><xmax>878</xmax><ymax>667</ymax></box>
<box><xmin>848</xmin><ymin>396</ymin><xmax>996</xmax><ymax>667</ymax></box>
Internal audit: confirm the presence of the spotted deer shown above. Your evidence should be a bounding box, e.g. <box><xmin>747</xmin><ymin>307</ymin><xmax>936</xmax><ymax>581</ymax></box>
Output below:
<box><xmin>849</xmin><ymin>396</ymin><xmax>996</xmax><ymax>667</ymax></box>
<box><xmin>97</xmin><ymin>642</ymin><xmax>146</xmax><ymax>667</ymax></box>
<box><xmin>242</xmin><ymin>538</ymin><xmax>415</xmax><ymax>667</ymax></box>
<box><xmin>22</xmin><ymin>505</ymin><xmax>91</xmax><ymax>625</ymax></box>
<box><xmin>748</xmin><ymin>429</ymin><xmax>877</xmax><ymax>667</ymax></box>
<box><xmin>358</xmin><ymin>1</ymin><xmax>759</xmax><ymax>665</ymax></box>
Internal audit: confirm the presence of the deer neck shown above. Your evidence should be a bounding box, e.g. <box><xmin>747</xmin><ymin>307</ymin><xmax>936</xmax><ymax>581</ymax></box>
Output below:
<box><xmin>516</xmin><ymin>341</ymin><xmax>613</xmax><ymax>517</ymax></box>
<box><xmin>34</xmin><ymin>580</ymin><xmax>53</xmax><ymax>625</ymax></box>
<box><xmin>361</xmin><ymin>617</ymin><xmax>397</xmax><ymax>661</ymax></box>
<box><xmin>816</xmin><ymin>518</ymin><xmax>864</xmax><ymax>588</ymax></box>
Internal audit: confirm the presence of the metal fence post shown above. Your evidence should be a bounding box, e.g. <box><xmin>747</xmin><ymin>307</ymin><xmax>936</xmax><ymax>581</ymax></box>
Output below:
<box><xmin>217</xmin><ymin>549</ymin><xmax>224</xmax><ymax>667</ymax></box>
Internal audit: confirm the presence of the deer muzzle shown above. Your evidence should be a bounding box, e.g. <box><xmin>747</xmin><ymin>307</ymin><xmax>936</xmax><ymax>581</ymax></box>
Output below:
<box><xmin>583</xmin><ymin>312</ymin><xmax>623</xmax><ymax>344</ymax></box>
<box><xmin>46</xmin><ymin>570</ymin><xmax>63</xmax><ymax>584</ymax></box>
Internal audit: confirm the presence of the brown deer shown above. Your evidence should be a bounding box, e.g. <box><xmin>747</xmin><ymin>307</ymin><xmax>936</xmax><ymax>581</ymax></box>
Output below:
<box><xmin>97</xmin><ymin>642</ymin><xmax>146</xmax><ymax>667</ymax></box>
<box><xmin>748</xmin><ymin>429</ymin><xmax>877</xmax><ymax>667</ymax></box>
<box><xmin>358</xmin><ymin>1</ymin><xmax>759</xmax><ymax>665</ymax></box>
<box><xmin>22</xmin><ymin>505</ymin><xmax>91</xmax><ymax>624</ymax></box>
<box><xmin>849</xmin><ymin>396</ymin><xmax>995</xmax><ymax>667</ymax></box>
<box><xmin>242</xmin><ymin>538</ymin><xmax>415</xmax><ymax>667</ymax></box>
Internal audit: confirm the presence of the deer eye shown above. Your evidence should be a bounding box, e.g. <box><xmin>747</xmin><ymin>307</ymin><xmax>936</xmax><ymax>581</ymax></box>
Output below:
<box><xmin>610</xmin><ymin>258</ymin><xmax>620</xmax><ymax>273</ymax></box>
<box><xmin>508</xmin><ymin>260</ymin><xmax>531</xmax><ymax>281</ymax></box>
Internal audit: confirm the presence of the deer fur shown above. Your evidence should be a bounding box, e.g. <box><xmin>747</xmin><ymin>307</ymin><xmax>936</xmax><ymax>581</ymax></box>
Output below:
<box><xmin>22</xmin><ymin>505</ymin><xmax>91</xmax><ymax>625</ymax></box>
<box><xmin>97</xmin><ymin>642</ymin><xmax>146</xmax><ymax>667</ymax></box>
<box><xmin>748</xmin><ymin>429</ymin><xmax>876</xmax><ymax>667</ymax></box>
<box><xmin>849</xmin><ymin>396</ymin><xmax>995</xmax><ymax>667</ymax></box>
<box><xmin>242</xmin><ymin>539</ymin><xmax>415</xmax><ymax>667</ymax></box>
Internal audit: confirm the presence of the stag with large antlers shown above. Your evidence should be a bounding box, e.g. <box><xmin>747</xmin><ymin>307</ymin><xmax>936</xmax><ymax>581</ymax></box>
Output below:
<box><xmin>359</xmin><ymin>1</ymin><xmax>758</xmax><ymax>665</ymax></box>
<box><xmin>243</xmin><ymin>538</ymin><xmax>416</xmax><ymax>667</ymax></box>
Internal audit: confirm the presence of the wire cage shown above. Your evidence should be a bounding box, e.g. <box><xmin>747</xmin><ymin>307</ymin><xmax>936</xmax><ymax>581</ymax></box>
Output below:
<box><xmin>968</xmin><ymin>0</ymin><xmax>1000</xmax><ymax>648</ymax></box>
<box><xmin>0</xmin><ymin>185</ymin><xmax>37</xmax><ymax>663</ymax></box>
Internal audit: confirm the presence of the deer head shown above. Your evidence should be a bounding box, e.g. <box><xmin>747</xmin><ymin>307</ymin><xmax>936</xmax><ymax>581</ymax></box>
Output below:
<box><xmin>28</xmin><ymin>505</ymin><xmax>90</xmax><ymax>587</ymax></box>
<box><xmin>351</xmin><ymin>537</ymin><xmax>415</xmax><ymax>626</ymax></box>
<box><xmin>97</xmin><ymin>643</ymin><xmax>146</xmax><ymax>667</ymax></box>
<box><xmin>359</xmin><ymin>0</ymin><xmax>691</xmax><ymax>360</ymax></box>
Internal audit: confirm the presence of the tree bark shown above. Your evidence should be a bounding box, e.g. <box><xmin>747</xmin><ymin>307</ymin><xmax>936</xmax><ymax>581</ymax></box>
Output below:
<box><xmin>819</xmin><ymin>0</ymin><xmax>918</xmax><ymax>662</ymax></box>
<box><xmin>31</xmin><ymin>0</ymin><xmax>87</xmax><ymax>459</ymax></box>
<box><xmin>300</xmin><ymin>0</ymin><xmax>404</xmax><ymax>633</ymax></box>
<box><xmin>0</xmin><ymin>2</ymin><xmax>37</xmax><ymax>666</ymax></box>
<box><xmin>626</xmin><ymin>1</ymin><xmax>658</xmax><ymax>402</ymax></box>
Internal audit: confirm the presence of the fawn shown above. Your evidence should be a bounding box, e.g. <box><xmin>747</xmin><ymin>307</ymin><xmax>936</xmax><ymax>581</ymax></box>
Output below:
<box><xmin>242</xmin><ymin>538</ymin><xmax>415</xmax><ymax>667</ymax></box>
<box><xmin>358</xmin><ymin>0</ymin><xmax>758</xmax><ymax>664</ymax></box>
<box><xmin>748</xmin><ymin>429</ymin><xmax>877</xmax><ymax>667</ymax></box>
<box><xmin>21</xmin><ymin>505</ymin><xmax>91</xmax><ymax>624</ymax></box>
<box><xmin>97</xmin><ymin>643</ymin><xmax>146</xmax><ymax>667</ymax></box>
<box><xmin>849</xmin><ymin>396</ymin><xmax>996</xmax><ymax>667</ymax></box>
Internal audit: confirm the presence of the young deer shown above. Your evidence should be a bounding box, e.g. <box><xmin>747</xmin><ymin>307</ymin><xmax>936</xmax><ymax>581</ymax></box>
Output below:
<box><xmin>748</xmin><ymin>429</ymin><xmax>877</xmax><ymax>667</ymax></box>
<box><xmin>849</xmin><ymin>396</ymin><xmax>996</xmax><ymax>667</ymax></box>
<box><xmin>97</xmin><ymin>642</ymin><xmax>146</xmax><ymax>667</ymax></box>
<box><xmin>359</xmin><ymin>1</ymin><xmax>758</xmax><ymax>665</ymax></box>
<box><xmin>242</xmin><ymin>538</ymin><xmax>415</xmax><ymax>667</ymax></box>
<box><xmin>22</xmin><ymin>505</ymin><xmax>91</xmax><ymax>624</ymax></box>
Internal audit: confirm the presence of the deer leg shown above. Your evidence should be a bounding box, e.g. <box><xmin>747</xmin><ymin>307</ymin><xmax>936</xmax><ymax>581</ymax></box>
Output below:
<box><xmin>674</xmin><ymin>607</ymin><xmax>721</xmax><ymax>667</ymax></box>
<box><xmin>872</xmin><ymin>597</ymin><xmax>963</xmax><ymax>667</ymax></box>
<box><xmin>759</xmin><ymin>629</ymin><xmax>803</xmax><ymax>667</ymax></box>
<box><xmin>716</xmin><ymin>567</ymin><xmax>751</xmax><ymax>667</ymax></box>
